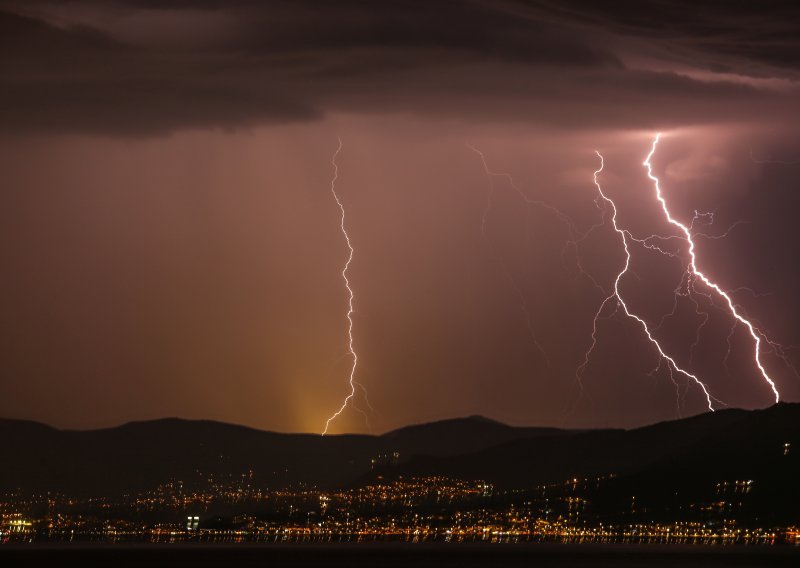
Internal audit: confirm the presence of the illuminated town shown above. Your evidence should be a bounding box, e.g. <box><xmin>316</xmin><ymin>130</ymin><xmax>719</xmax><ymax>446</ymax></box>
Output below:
<box><xmin>2</xmin><ymin>472</ymin><xmax>797</xmax><ymax>545</ymax></box>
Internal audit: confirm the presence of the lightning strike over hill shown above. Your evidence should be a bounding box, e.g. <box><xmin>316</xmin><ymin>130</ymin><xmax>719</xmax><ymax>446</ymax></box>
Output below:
<box><xmin>322</xmin><ymin>138</ymin><xmax>369</xmax><ymax>435</ymax></box>
<box><xmin>577</xmin><ymin>151</ymin><xmax>717</xmax><ymax>412</ymax></box>
<box><xmin>645</xmin><ymin>134</ymin><xmax>781</xmax><ymax>403</ymax></box>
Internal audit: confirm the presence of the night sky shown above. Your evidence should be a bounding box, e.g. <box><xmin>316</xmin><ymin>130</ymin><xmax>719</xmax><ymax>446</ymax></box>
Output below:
<box><xmin>1</xmin><ymin>1</ymin><xmax>799</xmax><ymax>434</ymax></box>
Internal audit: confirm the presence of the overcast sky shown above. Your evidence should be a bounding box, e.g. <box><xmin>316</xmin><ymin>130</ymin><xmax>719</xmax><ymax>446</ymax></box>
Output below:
<box><xmin>1</xmin><ymin>0</ymin><xmax>799</xmax><ymax>433</ymax></box>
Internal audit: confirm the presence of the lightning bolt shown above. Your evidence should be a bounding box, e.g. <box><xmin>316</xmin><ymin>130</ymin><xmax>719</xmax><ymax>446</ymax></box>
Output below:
<box><xmin>467</xmin><ymin>143</ymin><xmax>612</xmax><ymax>370</ymax></box>
<box><xmin>578</xmin><ymin>135</ymin><xmax>787</xmax><ymax>415</ymax></box>
<box><xmin>322</xmin><ymin>138</ymin><xmax>370</xmax><ymax>435</ymax></box>
<box><xmin>577</xmin><ymin>151</ymin><xmax>717</xmax><ymax>412</ymax></box>
<box><xmin>644</xmin><ymin>134</ymin><xmax>780</xmax><ymax>403</ymax></box>
<box><xmin>318</xmin><ymin>135</ymin><xmax>786</xmax><ymax>432</ymax></box>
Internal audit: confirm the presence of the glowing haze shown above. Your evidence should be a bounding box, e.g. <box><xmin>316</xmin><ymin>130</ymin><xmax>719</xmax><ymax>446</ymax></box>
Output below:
<box><xmin>0</xmin><ymin>1</ymin><xmax>798</xmax><ymax>433</ymax></box>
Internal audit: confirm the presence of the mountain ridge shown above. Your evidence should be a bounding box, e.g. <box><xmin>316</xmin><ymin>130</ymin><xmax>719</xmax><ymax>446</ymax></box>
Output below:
<box><xmin>1</xmin><ymin>404</ymin><xmax>796</xmax><ymax>500</ymax></box>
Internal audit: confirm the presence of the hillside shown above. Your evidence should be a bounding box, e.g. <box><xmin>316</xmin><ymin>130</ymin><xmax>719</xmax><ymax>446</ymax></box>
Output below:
<box><xmin>1</xmin><ymin>404</ymin><xmax>797</xmax><ymax>506</ymax></box>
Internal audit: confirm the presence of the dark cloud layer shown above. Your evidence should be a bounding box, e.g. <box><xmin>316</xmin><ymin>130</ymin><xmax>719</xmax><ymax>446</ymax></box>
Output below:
<box><xmin>526</xmin><ymin>0</ymin><xmax>800</xmax><ymax>73</ymax></box>
<box><xmin>1</xmin><ymin>1</ymin><xmax>799</xmax><ymax>135</ymax></box>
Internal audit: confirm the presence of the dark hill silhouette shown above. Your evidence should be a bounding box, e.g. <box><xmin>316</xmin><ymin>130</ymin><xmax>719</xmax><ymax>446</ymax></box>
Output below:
<box><xmin>378</xmin><ymin>405</ymin><xmax>798</xmax><ymax>487</ymax></box>
<box><xmin>593</xmin><ymin>402</ymin><xmax>800</xmax><ymax>525</ymax></box>
<box><xmin>0</xmin><ymin>405</ymin><xmax>797</xmax><ymax>501</ymax></box>
<box><xmin>0</xmin><ymin>414</ymin><xmax>570</xmax><ymax>496</ymax></box>
<box><xmin>381</xmin><ymin>415</ymin><xmax>574</xmax><ymax>458</ymax></box>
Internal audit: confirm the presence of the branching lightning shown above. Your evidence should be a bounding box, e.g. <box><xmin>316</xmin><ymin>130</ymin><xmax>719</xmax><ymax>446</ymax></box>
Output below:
<box><xmin>577</xmin><ymin>151</ymin><xmax>717</xmax><ymax>411</ymax></box>
<box><xmin>322</xmin><ymin>138</ymin><xmax>370</xmax><ymax>435</ymax></box>
<box><xmin>318</xmin><ymin>135</ymin><xmax>787</xmax><ymax>433</ymax></box>
<box><xmin>644</xmin><ymin>134</ymin><xmax>780</xmax><ymax>403</ymax></box>
<box><xmin>467</xmin><ymin>143</ymin><xmax>613</xmax><ymax>369</ymax></box>
<box><xmin>578</xmin><ymin>135</ymin><xmax>789</xmax><ymax>414</ymax></box>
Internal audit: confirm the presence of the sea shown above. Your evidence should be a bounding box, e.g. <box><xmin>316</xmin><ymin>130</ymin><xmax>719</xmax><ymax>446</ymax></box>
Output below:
<box><xmin>1</xmin><ymin>543</ymin><xmax>799</xmax><ymax>567</ymax></box>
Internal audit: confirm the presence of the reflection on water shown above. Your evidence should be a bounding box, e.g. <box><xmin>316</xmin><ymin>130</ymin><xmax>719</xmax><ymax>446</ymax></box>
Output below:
<box><xmin>10</xmin><ymin>531</ymin><xmax>789</xmax><ymax>546</ymax></box>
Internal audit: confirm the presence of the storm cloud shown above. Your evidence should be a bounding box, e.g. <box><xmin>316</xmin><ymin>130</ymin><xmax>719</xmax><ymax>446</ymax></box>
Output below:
<box><xmin>0</xmin><ymin>1</ymin><xmax>798</xmax><ymax>433</ymax></box>
<box><xmin>1</xmin><ymin>0</ymin><xmax>799</xmax><ymax>135</ymax></box>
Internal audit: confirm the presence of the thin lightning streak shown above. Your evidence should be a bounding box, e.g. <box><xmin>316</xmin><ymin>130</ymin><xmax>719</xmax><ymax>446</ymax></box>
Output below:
<box><xmin>322</xmin><ymin>138</ymin><xmax>366</xmax><ymax>435</ymax></box>
<box><xmin>723</xmin><ymin>322</ymin><xmax>738</xmax><ymax>377</ymax></box>
<box><xmin>648</xmin><ymin>358</ymin><xmax>682</xmax><ymax>418</ymax></box>
<box><xmin>695</xmin><ymin>220</ymin><xmax>748</xmax><ymax>240</ymax></box>
<box><xmin>688</xmin><ymin>294</ymin><xmax>712</xmax><ymax>369</ymax></box>
<box><xmin>577</xmin><ymin>152</ymin><xmax>717</xmax><ymax>411</ymax></box>
<box><xmin>645</xmin><ymin>134</ymin><xmax>780</xmax><ymax>403</ymax></box>
<box><xmin>356</xmin><ymin>382</ymin><xmax>376</xmax><ymax>414</ymax></box>
<box><xmin>467</xmin><ymin>143</ymin><xmax>551</xmax><ymax>366</ymax></box>
<box><xmin>654</xmin><ymin>272</ymin><xmax>691</xmax><ymax>332</ymax></box>
<box><xmin>731</xmin><ymin>286</ymin><xmax>773</xmax><ymax>299</ymax></box>
<box><xmin>466</xmin><ymin>143</ymin><xmax>608</xmax><ymax>293</ymax></box>
<box><xmin>467</xmin><ymin>143</ymin><xmax>617</xmax><ymax>373</ymax></box>
<box><xmin>690</xmin><ymin>210</ymin><xmax>715</xmax><ymax>230</ymax></box>
<box><xmin>467</xmin><ymin>145</ymin><xmax>582</xmax><ymax>238</ymax></box>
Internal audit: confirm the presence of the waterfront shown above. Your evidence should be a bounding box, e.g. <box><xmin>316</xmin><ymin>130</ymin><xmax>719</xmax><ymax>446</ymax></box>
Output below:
<box><xmin>2</xmin><ymin>543</ymin><xmax>799</xmax><ymax>568</ymax></box>
<box><xmin>3</xmin><ymin>474</ymin><xmax>798</xmax><ymax>547</ymax></box>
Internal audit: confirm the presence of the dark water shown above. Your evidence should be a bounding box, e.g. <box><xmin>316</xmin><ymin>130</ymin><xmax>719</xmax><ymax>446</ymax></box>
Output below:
<box><xmin>2</xmin><ymin>543</ymin><xmax>799</xmax><ymax>567</ymax></box>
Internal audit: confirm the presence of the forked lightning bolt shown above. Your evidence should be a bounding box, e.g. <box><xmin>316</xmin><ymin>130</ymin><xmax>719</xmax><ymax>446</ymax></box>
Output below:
<box><xmin>579</xmin><ymin>136</ymin><xmax>787</xmax><ymax>413</ymax></box>
<box><xmin>577</xmin><ymin>151</ymin><xmax>717</xmax><ymax>411</ymax></box>
<box><xmin>318</xmin><ymin>135</ymin><xmax>785</xmax><ymax>432</ymax></box>
<box><xmin>644</xmin><ymin>134</ymin><xmax>780</xmax><ymax>402</ymax></box>
<box><xmin>322</xmin><ymin>138</ymin><xmax>370</xmax><ymax>435</ymax></box>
